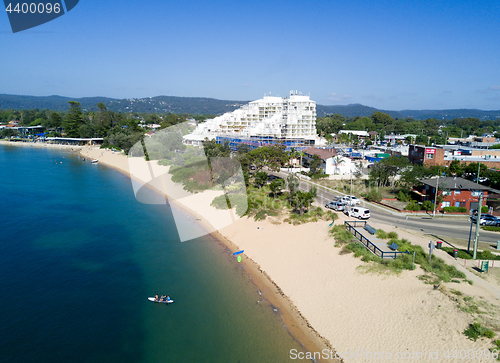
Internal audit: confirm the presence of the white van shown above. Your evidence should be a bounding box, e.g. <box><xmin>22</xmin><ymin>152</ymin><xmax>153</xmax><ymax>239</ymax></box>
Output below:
<box><xmin>346</xmin><ymin>207</ymin><xmax>370</xmax><ymax>219</ymax></box>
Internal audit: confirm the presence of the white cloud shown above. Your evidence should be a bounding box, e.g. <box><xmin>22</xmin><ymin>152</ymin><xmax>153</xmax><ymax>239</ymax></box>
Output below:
<box><xmin>477</xmin><ymin>86</ymin><xmax>500</xmax><ymax>93</ymax></box>
<box><xmin>327</xmin><ymin>92</ymin><xmax>352</xmax><ymax>103</ymax></box>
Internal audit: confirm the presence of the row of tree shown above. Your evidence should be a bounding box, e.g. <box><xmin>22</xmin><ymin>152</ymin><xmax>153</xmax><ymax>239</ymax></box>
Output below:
<box><xmin>0</xmin><ymin>102</ymin><xmax>195</xmax><ymax>154</ymax></box>
<box><xmin>316</xmin><ymin>112</ymin><xmax>500</xmax><ymax>144</ymax></box>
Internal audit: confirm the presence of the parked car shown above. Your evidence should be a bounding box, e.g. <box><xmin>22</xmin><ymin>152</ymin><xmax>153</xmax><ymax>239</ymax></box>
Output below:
<box><xmin>471</xmin><ymin>213</ymin><xmax>499</xmax><ymax>226</ymax></box>
<box><xmin>344</xmin><ymin>207</ymin><xmax>370</xmax><ymax>219</ymax></box>
<box><xmin>341</xmin><ymin>196</ymin><xmax>361</xmax><ymax>205</ymax></box>
<box><xmin>325</xmin><ymin>201</ymin><xmax>346</xmax><ymax>211</ymax></box>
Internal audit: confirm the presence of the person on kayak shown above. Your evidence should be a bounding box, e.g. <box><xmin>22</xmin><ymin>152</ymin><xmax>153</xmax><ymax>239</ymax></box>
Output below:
<box><xmin>155</xmin><ymin>294</ymin><xmax>159</xmax><ymax>301</ymax></box>
<box><xmin>160</xmin><ymin>295</ymin><xmax>166</xmax><ymax>301</ymax></box>
<box><xmin>166</xmin><ymin>295</ymin><xmax>171</xmax><ymax>302</ymax></box>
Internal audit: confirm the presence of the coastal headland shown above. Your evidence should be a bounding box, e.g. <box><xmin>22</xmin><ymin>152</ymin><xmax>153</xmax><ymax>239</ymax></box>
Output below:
<box><xmin>69</xmin><ymin>145</ymin><xmax>500</xmax><ymax>363</ymax></box>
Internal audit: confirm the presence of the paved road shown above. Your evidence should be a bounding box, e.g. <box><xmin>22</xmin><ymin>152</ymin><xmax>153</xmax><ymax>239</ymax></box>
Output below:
<box><xmin>267</xmin><ymin>169</ymin><xmax>500</xmax><ymax>249</ymax></box>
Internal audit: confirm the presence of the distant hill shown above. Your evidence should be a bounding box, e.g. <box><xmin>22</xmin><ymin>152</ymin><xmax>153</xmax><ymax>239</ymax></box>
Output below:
<box><xmin>316</xmin><ymin>104</ymin><xmax>402</xmax><ymax>118</ymax></box>
<box><xmin>0</xmin><ymin>94</ymin><xmax>499</xmax><ymax>120</ymax></box>
<box><xmin>0</xmin><ymin>94</ymin><xmax>115</xmax><ymax>112</ymax></box>
<box><xmin>105</xmin><ymin>96</ymin><xmax>247</xmax><ymax>115</ymax></box>
<box><xmin>398</xmin><ymin>109</ymin><xmax>500</xmax><ymax>121</ymax></box>
<box><xmin>0</xmin><ymin>94</ymin><xmax>247</xmax><ymax>115</ymax></box>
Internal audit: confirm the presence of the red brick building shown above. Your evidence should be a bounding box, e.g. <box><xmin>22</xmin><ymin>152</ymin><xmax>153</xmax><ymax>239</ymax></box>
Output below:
<box><xmin>408</xmin><ymin>145</ymin><xmax>445</xmax><ymax>166</ymax></box>
<box><xmin>413</xmin><ymin>177</ymin><xmax>490</xmax><ymax>211</ymax></box>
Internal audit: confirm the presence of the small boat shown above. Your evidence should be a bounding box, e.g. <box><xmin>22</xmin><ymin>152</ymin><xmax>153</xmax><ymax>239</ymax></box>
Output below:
<box><xmin>148</xmin><ymin>297</ymin><xmax>174</xmax><ymax>304</ymax></box>
<box><xmin>91</xmin><ymin>159</ymin><xmax>98</xmax><ymax>163</ymax></box>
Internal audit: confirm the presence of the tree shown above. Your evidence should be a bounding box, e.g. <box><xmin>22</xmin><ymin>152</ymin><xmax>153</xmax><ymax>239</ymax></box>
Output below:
<box><xmin>464</xmin><ymin>162</ymin><xmax>487</xmax><ymax>180</ymax></box>
<box><xmin>254</xmin><ymin>171</ymin><xmax>268</xmax><ymax>189</ymax></box>
<box><xmin>369</xmin><ymin>156</ymin><xmax>410</xmax><ymax>188</ymax></box>
<box><xmin>1</xmin><ymin>128</ymin><xmax>18</xmax><ymax>139</ymax></box>
<box><xmin>63</xmin><ymin>101</ymin><xmax>84</xmax><ymax>138</ymax></box>
<box><xmin>315</xmin><ymin>114</ymin><xmax>345</xmax><ymax>135</ymax></box>
<box><xmin>398</xmin><ymin>164</ymin><xmax>434</xmax><ymax>191</ymax></box>
<box><xmin>248</xmin><ymin>145</ymin><xmax>288</xmax><ymax>172</ymax></box>
<box><xmin>269</xmin><ymin>179</ymin><xmax>285</xmax><ymax>199</ymax></box>
<box><xmin>371</xmin><ymin>111</ymin><xmax>394</xmax><ymax>127</ymax></box>
<box><xmin>309</xmin><ymin>154</ymin><xmax>322</xmax><ymax>175</ymax></box>
<box><xmin>332</xmin><ymin>156</ymin><xmax>344</xmax><ymax>175</ymax></box>
<box><xmin>448</xmin><ymin>159</ymin><xmax>463</xmax><ymax>176</ymax></box>
<box><xmin>97</xmin><ymin>102</ymin><xmax>107</xmax><ymax>113</ymax></box>
<box><xmin>290</xmin><ymin>187</ymin><xmax>317</xmax><ymax>215</ymax></box>
<box><xmin>287</xmin><ymin>174</ymin><xmax>300</xmax><ymax>203</ymax></box>
<box><xmin>49</xmin><ymin>112</ymin><xmax>63</xmax><ymax>129</ymax></box>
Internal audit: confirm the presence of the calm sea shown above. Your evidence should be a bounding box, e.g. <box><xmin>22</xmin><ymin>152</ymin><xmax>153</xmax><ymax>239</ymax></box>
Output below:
<box><xmin>0</xmin><ymin>145</ymin><xmax>306</xmax><ymax>363</ymax></box>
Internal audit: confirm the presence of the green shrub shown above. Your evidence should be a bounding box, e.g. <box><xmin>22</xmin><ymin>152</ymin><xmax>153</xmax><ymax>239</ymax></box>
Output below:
<box><xmin>387</xmin><ymin>231</ymin><xmax>398</xmax><ymax>239</ymax></box>
<box><xmin>397</xmin><ymin>190</ymin><xmax>410</xmax><ymax>202</ymax></box>
<box><xmin>464</xmin><ymin>322</ymin><xmax>495</xmax><ymax>341</ymax></box>
<box><xmin>481</xmin><ymin>205</ymin><xmax>489</xmax><ymax>213</ymax></box>
<box><xmin>442</xmin><ymin>247</ymin><xmax>500</xmax><ymax>261</ymax></box>
<box><xmin>422</xmin><ymin>200</ymin><xmax>434</xmax><ymax>211</ymax></box>
<box><xmin>442</xmin><ymin>247</ymin><xmax>472</xmax><ymax>259</ymax></box>
<box><xmin>443</xmin><ymin>206</ymin><xmax>468</xmax><ymax>213</ymax></box>
<box><xmin>329</xmin><ymin>225</ymin><xmax>354</xmax><ymax>244</ymax></box>
<box><xmin>376</xmin><ymin>229</ymin><xmax>388</xmax><ymax>239</ymax></box>
<box><xmin>482</xmin><ymin>226</ymin><xmax>500</xmax><ymax>232</ymax></box>
<box><xmin>405</xmin><ymin>201</ymin><xmax>421</xmax><ymax>211</ymax></box>
<box><xmin>366</xmin><ymin>189</ymin><xmax>382</xmax><ymax>202</ymax></box>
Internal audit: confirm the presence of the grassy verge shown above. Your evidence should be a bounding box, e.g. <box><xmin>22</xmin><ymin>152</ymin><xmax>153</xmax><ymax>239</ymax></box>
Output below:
<box><xmin>442</xmin><ymin>247</ymin><xmax>500</xmax><ymax>261</ymax></box>
<box><xmin>330</xmin><ymin>225</ymin><xmax>468</xmax><ymax>283</ymax></box>
<box><xmin>214</xmin><ymin>185</ymin><xmax>337</xmax><ymax>224</ymax></box>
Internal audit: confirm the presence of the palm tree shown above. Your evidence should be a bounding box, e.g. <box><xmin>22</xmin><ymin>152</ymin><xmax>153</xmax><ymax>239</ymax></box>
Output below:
<box><xmin>332</xmin><ymin>155</ymin><xmax>344</xmax><ymax>175</ymax></box>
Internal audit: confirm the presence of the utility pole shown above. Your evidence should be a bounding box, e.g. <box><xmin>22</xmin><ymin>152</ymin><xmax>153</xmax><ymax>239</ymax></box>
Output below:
<box><xmin>433</xmin><ymin>174</ymin><xmax>440</xmax><ymax>217</ymax></box>
<box><xmin>473</xmin><ymin>193</ymin><xmax>483</xmax><ymax>259</ymax></box>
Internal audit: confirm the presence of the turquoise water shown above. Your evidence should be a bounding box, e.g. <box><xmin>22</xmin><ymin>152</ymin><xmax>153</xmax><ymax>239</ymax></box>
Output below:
<box><xmin>0</xmin><ymin>145</ymin><xmax>306</xmax><ymax>362</ymax></box>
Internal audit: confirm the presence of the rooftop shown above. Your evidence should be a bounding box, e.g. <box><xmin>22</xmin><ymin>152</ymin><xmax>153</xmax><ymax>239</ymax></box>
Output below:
<box><xmin>418</xmin><ymin>177</ymin><xmax>491</xmax><ymax>191</ymax></box>
<box><xmin>303</xmin><ymin>147</ymin><xmax>337</xmax><ymax>160</ymax></box>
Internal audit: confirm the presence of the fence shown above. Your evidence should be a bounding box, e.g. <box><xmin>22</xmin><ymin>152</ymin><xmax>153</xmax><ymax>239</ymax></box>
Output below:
<box><xmin>344</xmin><ymin>221</ymin><xmax>410</xmax><ymax>259</ymax></box>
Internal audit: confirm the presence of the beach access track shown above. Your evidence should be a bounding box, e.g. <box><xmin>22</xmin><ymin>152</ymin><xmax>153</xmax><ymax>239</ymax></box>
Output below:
<box><xmin>345</xmin><ymin>220</ymin><xmax>410</xmax><ymax>259</ymax></box>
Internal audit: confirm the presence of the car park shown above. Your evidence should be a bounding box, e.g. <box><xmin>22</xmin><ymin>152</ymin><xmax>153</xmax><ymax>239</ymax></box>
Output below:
<box><xmin>344</xmin><ymin>207</ymin><xmax>370</xmax><ymax>219</ymax></box>
<box><xmin>325</xmin><ymin>201</ymin><xmax>346</xmax><ymax>211</ymax></box>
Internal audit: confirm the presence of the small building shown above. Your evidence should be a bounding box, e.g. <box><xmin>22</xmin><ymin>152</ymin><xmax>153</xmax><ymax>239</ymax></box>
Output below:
<box><xmin>302</xmin><ymin>147</ymin><xmax>337</xmax><ymax>174</ymax></box>
<box><xmin>302</xmin><ymin>147</ymin><xmax>356</xmax><ymax>175</ymax></box>
<box><xmin>338</xmin><ymin>130</ymin><xmax>369</xmax><ymax>138</ymax></box>
<box><xmin>413</xmin><ymin>177</ymin><xmax>491</xmax><ymax>211</ymax></box>
<box><xmin>408</xmin><ymin>145</ymin><xmax>445</xmax><ymax>166</ymax></box>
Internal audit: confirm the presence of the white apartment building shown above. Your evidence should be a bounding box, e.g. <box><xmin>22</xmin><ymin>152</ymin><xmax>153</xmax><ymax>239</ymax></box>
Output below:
<box><xmin>184</xmin><ymin>91</ymin><xmax>316</xmax><ymax>145</ymax></box>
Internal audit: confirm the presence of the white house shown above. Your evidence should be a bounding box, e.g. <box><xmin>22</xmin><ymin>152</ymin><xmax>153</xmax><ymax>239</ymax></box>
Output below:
<box><xmin>302</xmin><ymin>147</ymin><xmax>357</xmax><ymax>175</ymax></box>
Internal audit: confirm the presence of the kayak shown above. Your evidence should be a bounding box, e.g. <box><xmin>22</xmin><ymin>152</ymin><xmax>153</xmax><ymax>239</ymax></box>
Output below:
<box><xmin>148</xmin><ymin>297</ymin><xmax>174</xmax><ymax>304</ymax></box>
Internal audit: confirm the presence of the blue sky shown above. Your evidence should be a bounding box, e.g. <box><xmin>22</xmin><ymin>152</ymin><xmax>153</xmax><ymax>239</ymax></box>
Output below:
<box><xmin>1</xmin><ymin>0</ymin><xmax>500</xmax><ymax>110</ymax></box>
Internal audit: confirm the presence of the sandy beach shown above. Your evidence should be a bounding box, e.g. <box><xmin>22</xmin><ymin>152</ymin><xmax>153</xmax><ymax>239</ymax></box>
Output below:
<box><xmin>0</xmin><ymin>139</ymin><xmax>85</xmax><ymax>150</ymax></box>
<box><xmin>78</xmin><ymin>146</ymin><xmax>500</xmax><ymax>363</ymax></box>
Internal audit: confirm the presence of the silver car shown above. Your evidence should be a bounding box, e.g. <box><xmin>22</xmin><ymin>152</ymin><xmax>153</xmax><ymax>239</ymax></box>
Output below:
<box><xmin>341</xmin><ymin>196</ymin><xmax>360</xmax><ymax>206</ymax></box>
<box><xmin>325</xmin><ymin>201</ymin><xmax>346</xmax><ymax>211</ymax></box>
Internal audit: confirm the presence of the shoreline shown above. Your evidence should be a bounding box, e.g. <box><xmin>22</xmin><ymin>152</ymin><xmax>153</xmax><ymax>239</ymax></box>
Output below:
<box><xmin>6</xmin><ymin>141</ymin><xmax>500</xmax><ymax>362</ymax></box>
<box><xmin>0</xmin><ymin>139</ymin><xmax>85</xmax><ymax>150</ymax></box>
<box><xmin>77</xmin><ymin>146</ymin><xmax>337</xmax><ymax>362</ymax></box>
